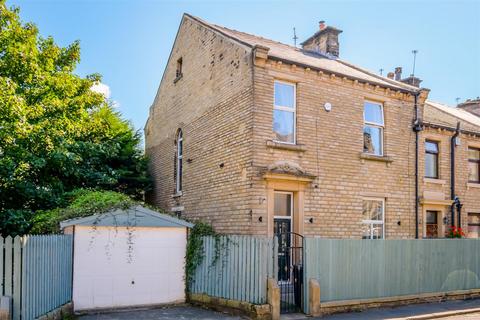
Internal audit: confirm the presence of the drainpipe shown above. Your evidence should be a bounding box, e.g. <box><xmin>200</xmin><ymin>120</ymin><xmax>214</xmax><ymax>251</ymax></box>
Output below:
<box><xmin>413</xmin><ymin>92</ymin><xmax>423</xmax><ymax>239</ymax></box>
<box><xmin>450</xmin><ymin>122</ymin><xmax>461</xmax><ymax>228</ymax></box>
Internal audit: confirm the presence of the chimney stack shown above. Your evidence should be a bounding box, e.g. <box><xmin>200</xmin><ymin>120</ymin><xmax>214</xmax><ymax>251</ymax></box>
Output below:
<box><xmin>394</xmin><ymin>67</ymin><xmax>402</xmax><ymax>81</ymax></box>
<box><xmin>400</xmin><ymin>75</ymin><xmax>422</xmax><ymax>88</ymax></box>
<box><xmin>301</xmin><ymin>20</ymin><xmax>343</xmax><ymax>58</ymax></box>
<box><xmin>390</xmin><ymin>67</ymin><xmax>422</xmax><ymax>87</ymax></box>
<box><xmin>457</xmin><ymin>98</ymin><xmax>480</xmax><ymax>117</ymax></box>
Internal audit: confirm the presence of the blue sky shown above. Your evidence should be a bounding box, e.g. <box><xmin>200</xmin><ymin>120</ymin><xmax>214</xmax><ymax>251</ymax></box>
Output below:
<box><xmin>8</xmin><ymin>0</ymin><xmax>480</xmax><ymax>135</ymax></box>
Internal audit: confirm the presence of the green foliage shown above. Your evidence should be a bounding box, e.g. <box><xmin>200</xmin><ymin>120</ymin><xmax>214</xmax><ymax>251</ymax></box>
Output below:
<box><xmin>30</xmin><ymin>189</ymin><xmax>135</xmax><ymax>234</ymax></box>
<box><xmin>185</xmin><ymin>222</ymin><xmax>217</xmax><ymax>289</ymax></box>
<box><xmin>0</xmin><ymin>2</ymin><xmax>151</xmax><ymax>235</ymax></box>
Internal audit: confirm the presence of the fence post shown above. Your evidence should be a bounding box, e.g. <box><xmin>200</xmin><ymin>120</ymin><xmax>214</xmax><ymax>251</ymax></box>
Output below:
<box><xmin>308</xmin><ymin>279</ymin><xmax>321</xmax><ymax>317</ymax></box>
<box><xmin>267</xmin><ymin>278</ymin><xmax>280</xmax><ymax>320</ymax></box>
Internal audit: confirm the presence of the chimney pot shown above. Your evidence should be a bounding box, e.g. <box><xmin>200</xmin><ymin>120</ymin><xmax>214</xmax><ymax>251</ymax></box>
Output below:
<box><xmin>319</xmin><ymin>20</ymin><xmax>326</xmax><ymax>30</ymax></box>
<box><xmin>394</xmin><ymin>67</ymin><xmax>402</xmax><ymax>81</ymax></box>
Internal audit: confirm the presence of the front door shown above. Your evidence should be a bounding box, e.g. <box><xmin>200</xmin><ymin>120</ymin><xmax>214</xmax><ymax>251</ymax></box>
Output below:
<box><xmin>426</xmin><ymin>210</ymin><xmax>439</xmax><ymax>238</ymax></box>
<box><xmin>274</xmin><ymin>191</ymin><xmax>293</xmax><ymax>282</ymax></box>
<box><xmin>273</xmin><ymin>191</ymin><xmax>303</xmax><ymax>313</ymax></box>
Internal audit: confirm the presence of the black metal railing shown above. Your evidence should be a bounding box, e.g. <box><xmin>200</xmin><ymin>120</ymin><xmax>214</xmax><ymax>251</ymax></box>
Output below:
<box><xmin>276</xmin><ymin>232</ymin><xmax>303</xmax><ymax>313</ymax></box>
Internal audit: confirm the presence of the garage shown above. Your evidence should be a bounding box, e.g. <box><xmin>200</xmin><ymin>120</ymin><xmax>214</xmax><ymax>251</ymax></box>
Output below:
<box><xmin>60</xmin><ymin>205</ymin><xmax>193</xmax><ymax>312</ymax></box>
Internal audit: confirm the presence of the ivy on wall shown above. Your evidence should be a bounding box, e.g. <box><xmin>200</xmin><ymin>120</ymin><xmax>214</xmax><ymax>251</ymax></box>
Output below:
<box><xmin>185</xmin><ymin>222</ymin><xmax>218</xmax><ymax>289</ymax></box>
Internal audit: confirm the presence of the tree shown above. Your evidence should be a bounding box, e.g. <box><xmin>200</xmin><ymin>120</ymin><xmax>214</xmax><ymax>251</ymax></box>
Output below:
<box><xmin>0</xmin><ymin>1</ymin><xmax>151</xmax><ymax>235</ymax></box>
<box><xmin>30</xmin><ymin>189</ymin><xmax>136</xmax><ymax>234</ymax></box>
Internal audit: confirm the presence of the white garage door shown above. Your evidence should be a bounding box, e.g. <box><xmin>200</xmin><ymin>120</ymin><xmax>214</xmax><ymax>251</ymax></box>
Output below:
<box><xmin>72</xmin><ymin>226</ymin><xmax>187</xmax><ymax>311</ymax></box>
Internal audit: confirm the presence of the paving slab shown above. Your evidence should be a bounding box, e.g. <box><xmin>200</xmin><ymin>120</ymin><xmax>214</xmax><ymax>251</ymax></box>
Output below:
<box><xmin>314</xmin><ymin>299</ymin><xmax>480</xmax><ymax>319</ymax></box>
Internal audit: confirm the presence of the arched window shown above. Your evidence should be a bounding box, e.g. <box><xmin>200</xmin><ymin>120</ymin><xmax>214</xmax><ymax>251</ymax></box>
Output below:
<box><xmin>175</xmin><ymin>129</ymin><xmax>183</xmax><ymax>193</ymax></box>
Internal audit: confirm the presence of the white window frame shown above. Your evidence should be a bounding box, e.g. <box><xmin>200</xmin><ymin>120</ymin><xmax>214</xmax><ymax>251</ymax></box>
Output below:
<box><xmin>363</xmin><ymin>101</ymin><xmax>385</xmax><ymax>156</ymax></box>
<box><xmin>273</xmin><ymin>80</ymin><xmax>296</xmax><ymax>145</ymax></box>
<box><xmin>362</xmin><ymin>197</ymin><xmax>385</xmax><ymax>239</ymax></box>
<box><xmin>175</xmin><ymin>130</ymin><xmax>183</xmax><ymax>193</ymax></box>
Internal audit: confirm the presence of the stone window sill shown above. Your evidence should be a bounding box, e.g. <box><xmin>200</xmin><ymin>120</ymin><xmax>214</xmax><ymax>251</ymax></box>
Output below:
<box><xmin>359</xmin><ymin>152</ymin><xmax>393</xmax><ymax>163</ymax></box>
<box><xmin>467</xmin><ymin>183</ymin><xmax>480</xmax><ymax>189</ymax></box>
<box><xmin>172</xmin><ymin>191</ymin><xmax>183</xmax><ymax>198</ymax></box>
<box><xmin>266</xmin><ymin>140</ymin><xmax>306</xmax><ymax>152</ymax></box>
<box><xmin>424</xmin><ymin>178</ymin><xmax>446</xmax><ymax>185</ymax></box>
<box><xmin>173</xmin><ymin>74</ymin><xmax>183</xmax><ymax>84</ymax></box>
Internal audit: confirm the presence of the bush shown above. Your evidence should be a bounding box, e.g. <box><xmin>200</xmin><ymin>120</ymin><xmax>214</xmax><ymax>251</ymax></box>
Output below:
<box><xmin>30</xmin><ymin>189</ymin><xmax>135</xmax><ymax>234</ymax></box>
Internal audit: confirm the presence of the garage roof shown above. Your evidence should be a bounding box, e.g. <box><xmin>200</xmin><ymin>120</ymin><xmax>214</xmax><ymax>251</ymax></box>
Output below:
<box><xmin>60</xmin><ymin>205</ymin><xmax>194</xmax><ymax>229</ymax></box>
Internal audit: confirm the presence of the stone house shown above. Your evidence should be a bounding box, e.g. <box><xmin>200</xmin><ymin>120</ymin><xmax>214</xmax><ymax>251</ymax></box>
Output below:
<box><xmin>420</xmin><ymin>101</ymin><xmax>480</xmax><ymax>238</ymax></box>
<box><xmin>145</xmin><ymin>14</ymin><xmax>478</xmax><ymax>239</ymax></box>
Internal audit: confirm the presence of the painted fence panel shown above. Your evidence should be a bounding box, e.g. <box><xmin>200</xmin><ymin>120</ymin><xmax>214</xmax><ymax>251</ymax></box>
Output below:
<box><xmin>190</xmin><ymin>236</ymin><xmax>276</xmax><ymax>304</ymax></box>
<box><xmin>21</xmin><ymin>235</ymin><xmax>73</xmax><ymax>320</ymax></box>
<box><xmin>0</xmin><ymin>237</ymin><xmax>23</xmax><ymax>320</ymax></box>
<box><xmin>304</xmin><ymin>239</ymin><xmax>480</xmax><ymax>313</ymax></box>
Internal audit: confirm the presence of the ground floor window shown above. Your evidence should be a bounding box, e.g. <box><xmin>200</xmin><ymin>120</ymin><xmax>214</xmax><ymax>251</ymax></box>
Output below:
<box><xmin>362</xmin><ymin>198</ymin><xmax>385</xmax><ymax>239</ymax></box>
<box><xmin>468</xmin><ymin>213</ymin><xmax>480</xmax><ymax>238</ymax></box>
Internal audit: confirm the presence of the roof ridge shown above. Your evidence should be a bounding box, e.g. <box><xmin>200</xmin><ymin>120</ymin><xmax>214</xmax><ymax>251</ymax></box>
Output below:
<box><xmin>183</xmin><ymin>13</ymin><xmax>419</xmax><ymax>93</ymax></box>
<box><xmin>426</xmin><ymin>100</ymin><xmax>480</xmax><ymax>129</ymax></box>
<box><xmin>336</xmin><ymin>59</ymin><xmax>420</xmax><ymax>92</ymax></box>
<box><xmin>211</xmin><ymin>23</ymin><xmax>302</xmax><ymax>52</ymax></box>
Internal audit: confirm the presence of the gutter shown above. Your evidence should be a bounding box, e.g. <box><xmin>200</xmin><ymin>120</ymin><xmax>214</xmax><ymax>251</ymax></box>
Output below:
<box><xmin>267</xmin><ymin>55</ymin><xmax>418</xmax><ymax>95</ymax></box>
<box><xmin>450</xmin><ymin>122</ymin><xmax>461</xmax><ymax>228</ymax></box>
<box><xmin>413</xmin><ymin>92</ymin><xmax>423</xmax><ymax>239</ymax></box>
<box><xmin>423</xmin><ymin>122</ymin><xmax>480</xmax><ymax>138</ymax></box>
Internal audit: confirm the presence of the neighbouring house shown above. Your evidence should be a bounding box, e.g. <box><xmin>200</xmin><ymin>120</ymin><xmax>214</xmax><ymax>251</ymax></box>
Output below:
<box><xmin>457</xmin><ymin>97</ymin><xmax>480</xmax><ymax>117</ymax></box>
<box><xmin>145</xmin><ymin>13</ymin><xmax>478</xmax><ymax>239</ymax></box>
<box><xmin>421</xmin><ymin>101</ymin><xmax>480</xmax><ymax>238</ymax></box>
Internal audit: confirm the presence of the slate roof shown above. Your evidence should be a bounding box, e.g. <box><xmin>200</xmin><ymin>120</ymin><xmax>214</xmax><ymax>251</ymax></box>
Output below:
<box><xmin>186</xmin><ymin>14</ymin><xmax>420</xmax><ymax>93</ymax></box>
<box><xmin>60</xmin><ymin>205</ymin><xmax>194</xmax><ymax>229</ymax></box>
<box><xmin>424</xmin><ymin>100</ymin><xmax>480</xmax><ymax>134</ymax></box>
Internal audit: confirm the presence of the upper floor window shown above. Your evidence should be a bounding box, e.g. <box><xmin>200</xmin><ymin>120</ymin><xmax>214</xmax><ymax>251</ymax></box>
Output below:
<box><xmin>363</xmin><ymin>101</ymin><xmax>384</xmax><ymax>156</ymax></box>
<box><xmin>175</xmin><ymin>129</ymin><xmax>183</xmax><ymax>193</ymax></box>
<box><xmin>425</xmin><ymin>140</ymin><xmax>439</xmax><ymax>179</ymax></box>
<box><xmin>273</xmin><ymin>81</ymin><xmax>296</xmax><ymax>144</ymax></box>
<box><xmin>469</xmin><ymin>147</ymin><xmax>480</xmax><ymax>183</ymax></box>
<box><xmin>362</xmin><ymin>198</ymin><xmax>385</xmax><ymax>239</ymax></box>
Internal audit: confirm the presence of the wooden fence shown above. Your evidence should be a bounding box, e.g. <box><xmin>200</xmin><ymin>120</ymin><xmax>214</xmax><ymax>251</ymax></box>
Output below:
<box><xmin>1</xmin><ymin>235</ymin><xmax>73</xmax><ymax>320</ymax></box>
<box><xmin>303</xmin><ymin>238</ymin><xmax>480</xmax><ymax>313</ymax></box>
<box><xmin>190</xmin><ymin>235</ymin><xmax>277</xmax><ymax>304</ymax></box>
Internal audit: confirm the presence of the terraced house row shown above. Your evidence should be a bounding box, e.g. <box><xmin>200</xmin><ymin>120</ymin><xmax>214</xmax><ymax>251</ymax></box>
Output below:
<box><xmin>145</xmin><ymin>14</ymin><xmax>480</xmax><ymax>240</ymax></box>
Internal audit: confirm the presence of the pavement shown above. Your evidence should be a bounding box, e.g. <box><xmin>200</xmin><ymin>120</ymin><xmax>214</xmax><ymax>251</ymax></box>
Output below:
<box><xmin>315</xmin><ymin>299</ymin><xmax>480</xmax><ymax>319</ymax></box>
<box><xmin>76</xmin><ymin>299</ymin><xmax>480</xmax><ymax>320</ymax></box>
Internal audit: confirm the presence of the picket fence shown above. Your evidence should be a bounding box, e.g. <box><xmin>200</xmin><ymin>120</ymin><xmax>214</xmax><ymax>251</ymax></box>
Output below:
<box><xmin>190</xmin><ymin>236</ymin><xmax>277</xmax><ymax>304</ymax></box>
<box><xmin>303</xmin><ymin>238</ymin><xmax>480</xmax><ymax>313</ymax></box>
<box><xmin>1</xmin><ymin>235</ymin><xmax>73</xmax><ymax>320</ymax></box>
